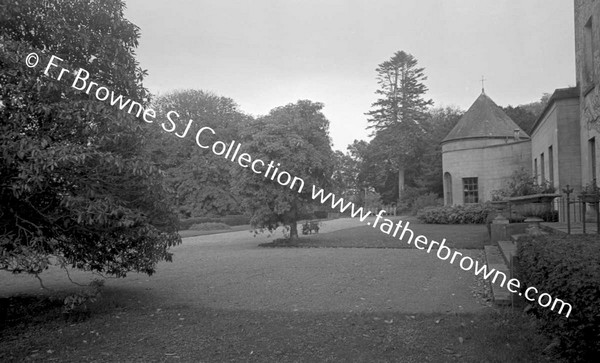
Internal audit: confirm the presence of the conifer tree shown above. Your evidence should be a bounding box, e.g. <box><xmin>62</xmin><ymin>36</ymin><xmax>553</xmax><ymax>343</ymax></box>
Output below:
<box><xmin>363</xmin><ymin>51</ymin><xmax>433</xmax><ymax>203</ymax></box>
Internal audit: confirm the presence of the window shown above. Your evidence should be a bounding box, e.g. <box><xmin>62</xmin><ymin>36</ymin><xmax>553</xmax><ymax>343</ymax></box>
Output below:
<box><xmin>590</xmin><ymin>137</ymin><xmax>597</xmax><ymax>182</ymax></box>
<box><xmin>534</xmin><ymin>158</ymin><xmax>538</xmax><ymax>181</ymax></box>
<box><xmin>540</xmin><ymin>152</ymin><xmax>545</xmax><ymax>182</ymax></box>
<box><xmin>548</xmin><ymin>146</ymin><xmax>554</xmax><ymax>185</ymax></box>
<box><xmin>463</xmin><ymin>177</ymin><xmax>478</xmax><ymax>204</ymax></box>
<box><xmin>584</xmin><ymin>17</ymin><xmax>595</xmax><ymax>86</ymax></box>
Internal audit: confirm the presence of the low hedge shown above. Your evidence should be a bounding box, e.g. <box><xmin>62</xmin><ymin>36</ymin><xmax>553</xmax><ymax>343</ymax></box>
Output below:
<box><xmin>189</xmin><ymin>222</ymin><xmax>231</xmax><ymax>231</ymax></box>
<box><xmin>416</xmin><ymin>203</ymin><xmax>494</xmax><ymax>224</ymax></box>
<box><xmin>220</xmin><ymin>215</ymin><xmax>250</xmax><ymax>226</ymax></box>
<box><xmin>517</xmin><ymin>234</ymin><xmax>600</xmax><ymax>362</ymax></box>
<box><xmin>179</xmin><ymin>214</ymin><xmax>250</xmax><ymax>230</ymax></box>
<box><xmin>410</xmin><ymin>193</ymin><xmax>443</xmax><ymax>215</ymax></box>
<box><xmin>314</xmin><ymin>211</ymin><xmax>328</xmax><ymax>219</ymax></box>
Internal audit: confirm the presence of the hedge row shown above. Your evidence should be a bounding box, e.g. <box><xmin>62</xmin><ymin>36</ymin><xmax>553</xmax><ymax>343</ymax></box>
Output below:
<box><xmin>189</xmin><ymin>222</ymin><xmax>231</xmax><ymax>231</ymax></box>
<box><xmin>416</xmin><ymin>204</ymin><xmax>494</xmax><ymax>224</ymax></box>
<box><xmin>179</xmin><ymin>215</ymin><xmax>249</xmax><ymax>230</ymax></box>
<box><xmin>517</xmin><ymin>234</ymin><xmax>600</xmax><ymax>362</ymax></box>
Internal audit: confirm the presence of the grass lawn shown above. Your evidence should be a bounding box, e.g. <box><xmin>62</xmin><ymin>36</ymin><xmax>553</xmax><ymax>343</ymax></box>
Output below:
<box><xmin>0</xmin><ymin>296</ymin><xmax>562</xmax><ymax>362</ymax></box>
<box><xmin>178</xmin><ymin>224</ymin><xmax>252</xmax><ymax>238</ymax></box>
<box><xmin>260</xmin><ymin>217</ymin><xmax>489</xmax><ymax>249</ymax></box>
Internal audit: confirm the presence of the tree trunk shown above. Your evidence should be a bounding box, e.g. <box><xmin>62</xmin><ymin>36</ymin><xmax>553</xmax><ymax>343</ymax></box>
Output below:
<box><xmin>398</xmin><ymin>168</ymin><xmax>405</xmax><ymax>201</ymax></box>
<box><xmin>289</xmin><ymin>221</ymin><xmax>299</xmax><ymax>239</ymax></box>
<box><xmin>288</xmin><ymin>199</ymin><xmax>299</xmax><ymax>239</ymax></box>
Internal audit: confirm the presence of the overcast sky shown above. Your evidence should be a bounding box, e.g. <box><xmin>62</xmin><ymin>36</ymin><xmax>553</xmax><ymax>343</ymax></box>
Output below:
<box><xmin>124</xmin><ymin>0</ymin><xmax>575</xmax><ymax>151</ymax></box>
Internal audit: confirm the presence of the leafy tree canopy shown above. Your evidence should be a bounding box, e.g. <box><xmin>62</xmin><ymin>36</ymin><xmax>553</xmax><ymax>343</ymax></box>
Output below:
<box><xmin>147</xmin><ymin>89</ymin><xmax>250</xmax><ymax>218</ymax></box>
<box><xmin>0</xmin><ymin>0</ymin><xmax>180</xmax><ymax>278</ymax></box>
<box><xmin>356</xmin><ymin>107</ymin><xmax>463</xmax><ymax>204</ymax></box>
<box><xmin>233</xmin><ymin>100</ymin><xmax>335</xmax><ymax>239</ymax></box>
<box><xmin>502</xmin><ymin>93</ymin><xmax>551</xmax><ymax>135</ymax></box>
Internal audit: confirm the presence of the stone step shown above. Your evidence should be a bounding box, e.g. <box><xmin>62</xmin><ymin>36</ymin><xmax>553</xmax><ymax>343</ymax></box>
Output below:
<box><xmin>484</xmin><ymin>245</ymin><xmax>512</xmax><ymax>305</ymax></box>
<box><xmin>497</xmin><ymin>240</ymin><xmax>517</xmax><ymax>268</ymax></box>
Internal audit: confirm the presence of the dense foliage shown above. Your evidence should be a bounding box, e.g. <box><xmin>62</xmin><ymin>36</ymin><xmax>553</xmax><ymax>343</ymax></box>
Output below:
<box><xmin>362</xmin><ymin>51</ymin><xmax>433</xmax><ymax>204</ymax></box>
<box><xmin>517</xmin><ymin>234</ymin><xmax>600</xmax><ymax>362</ymax></box>
<box><xmin>359</xmin><ymin>106</ymin><xmax>462</xmax><ymax>204</ymax></box>
<box><xmin>502</xmin><ymin>93</ymin><xmax>550</xmax><ymax>134</ymax></box>
<box><xmin>233</xmin><ymin>100</ymin><xmax>335</xmax><ymax>239</ymax></box>
<box><xmin>416</xmin><ymin>204</ymin><xmax>494</xmax><ymax>224</ymax></box>
<box><xmin>0</xmin><ymin>0</ymin><xmax>180</xmax><ymax>277</ymax></box>
<box><xmin>146</xmin><ymin>89</ymin><xmax>249</xmax><ymax>218</ymax></box>
<box><xmin>491</xmin><ymin>168</ymin><xmax>555</xmax><ymax>200</ymax></box>
<box><xmin>179</xmin><ymin>215</ymin><xmax>250</xmax><ymax>230</ymax></box>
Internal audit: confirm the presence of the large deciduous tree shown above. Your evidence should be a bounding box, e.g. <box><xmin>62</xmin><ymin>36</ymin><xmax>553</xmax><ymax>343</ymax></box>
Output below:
<box><xmin>0</xmin><ymin>0</ymin><xmax>180</xmax><ymax>278</ymax></box>
<box><xmin>364</xmin><ymin>51</ymin><xmax>433</xmax><ymax>202</ymax></box>
<box><xmin>233</xmin><ymin>100</ymin><xmax>334</xmax><ymax>239</ymax></box>
<box><xmin>147</xmin><ymin>90</ymin><xmax>249</xmax><ymax>218</ymax></box>
<box><xmin>331</xmin><ymin>140</ymin><xmax>369</xmax><ymax>205</ymax></box>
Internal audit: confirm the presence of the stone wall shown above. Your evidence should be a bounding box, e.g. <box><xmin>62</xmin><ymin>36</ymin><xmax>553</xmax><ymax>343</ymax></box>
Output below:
<box><xmin>442</xmin><ymin>140</ymin><xmax>532</xmax><ymax>204</ymax></box>
<box><xmin>575</xmin><ymin>0</ymin><xmax>600</xmax><ymax>185</ymax></box>
<box><xmin>530</xmin><ymin>96</ymin><xmax>582</xmax><ymax>193</ymax></box>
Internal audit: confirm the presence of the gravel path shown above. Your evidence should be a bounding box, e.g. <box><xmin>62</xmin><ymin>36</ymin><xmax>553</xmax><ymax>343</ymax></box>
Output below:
<box><xmin>0</xmin><ymin>218</ymin><xmax>488</xmax><ymax>314</ymax></box>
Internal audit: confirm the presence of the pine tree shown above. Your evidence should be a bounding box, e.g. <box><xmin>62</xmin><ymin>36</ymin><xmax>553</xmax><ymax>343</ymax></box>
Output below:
<box><xmin>366</xmin><ymin>51</ymin><xmax>432</xmax><ymax>130</ymax></box>
<box><xmin>363</xmin><ymin>51</ymin><xmax>433</xmax><ymax>202</ymax></box>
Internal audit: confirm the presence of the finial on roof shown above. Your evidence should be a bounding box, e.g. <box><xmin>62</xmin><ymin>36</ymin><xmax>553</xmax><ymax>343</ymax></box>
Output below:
<box><xmin>481</xmin><ymin>75</ymin><xmax>486</xmax><ymax>94</ymax></box>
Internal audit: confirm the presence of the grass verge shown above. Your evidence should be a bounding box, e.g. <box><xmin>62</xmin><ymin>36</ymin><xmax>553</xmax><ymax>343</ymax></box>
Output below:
<box><xmin>260</xmin><ymin>218</ymin><xmax>488</xmax><ymax>249</ymax></box>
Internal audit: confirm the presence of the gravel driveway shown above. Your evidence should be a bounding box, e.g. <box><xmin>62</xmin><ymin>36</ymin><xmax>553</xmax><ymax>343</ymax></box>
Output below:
<box><xmin>0</xmin><ymin>218</ymin><xmax>488</xmax><ymax>314</ymax></box>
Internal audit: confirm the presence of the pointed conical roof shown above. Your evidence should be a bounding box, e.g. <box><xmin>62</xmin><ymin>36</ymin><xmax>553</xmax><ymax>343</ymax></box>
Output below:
<box><xmin>442</xmin><ymin>92</ymin><xmax>529</xmax><ymax>143</ymax></box>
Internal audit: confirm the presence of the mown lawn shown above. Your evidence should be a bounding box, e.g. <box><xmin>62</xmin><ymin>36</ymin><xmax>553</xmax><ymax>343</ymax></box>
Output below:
<box><xmin>261</xmin><ymin>217</ymin><xmax>489</xmax><ymax>249</ymax></box>
<box><xmin>1</xmin><ymin>219</ymin><xmax>560</xmax><ymax>362</ymax></box>
<box><xmin>178</xmin><ymin>224</ymin><xmax>252</xmax><ymax>238</ymax></box>
<box><xmin>0</xmin><ymin>296</ymin><xmax>562</xmax><ymax>362</ymax></box>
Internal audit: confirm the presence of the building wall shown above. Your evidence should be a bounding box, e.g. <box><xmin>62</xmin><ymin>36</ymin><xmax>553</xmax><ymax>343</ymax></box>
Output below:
<box><xmin>442</xmin><ymin>137</ymin><xmax>524</xmax><ymax>152</ymax></box>
<box><xmin>575</xmin><ymin>0</ymin><xmax>600</xmax><ymax>186</ymax></box>
<box><xmin>442</xmin><ymin>140</ymin><xmax>532</xmax><ymax>205</ymax></box>
<box><xmin>530</xmin><ymin>97</ymin><xmax>582</xmax><ymax>192</ymax></box>
<box><xmin>558</xmin><ymin>98</ymin><xmax>583</xmax><ymax>191</ymax></box>
<box><xmin>531</xmin><ymin>102</ymin><xmax>559</xmax><ymax>186</ymax></box>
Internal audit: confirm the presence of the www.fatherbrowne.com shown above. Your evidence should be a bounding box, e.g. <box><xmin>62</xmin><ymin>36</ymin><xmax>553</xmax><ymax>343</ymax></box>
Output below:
<box><xmin>310</xmin><ymin>186</ymin><xmax>573</xmax><ymax>318</ymax></box>
<box><xmin>33</xmin><ymin>52</ymin><xmax>572</xmax><ymax>319</ymax></box>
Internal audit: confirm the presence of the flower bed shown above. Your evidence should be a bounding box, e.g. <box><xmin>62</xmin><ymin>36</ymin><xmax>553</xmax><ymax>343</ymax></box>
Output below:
<box><xmin>416</xmin><ymin>203</ymin><xmax>494</xmax><ymax>224</ymax></box>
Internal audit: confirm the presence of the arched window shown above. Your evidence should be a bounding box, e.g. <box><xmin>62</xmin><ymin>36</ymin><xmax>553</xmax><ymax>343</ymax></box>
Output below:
<box><xmin>444</xmin><ymin>172</ymin><xmax>453</xmax><ymax>205</ymax></box>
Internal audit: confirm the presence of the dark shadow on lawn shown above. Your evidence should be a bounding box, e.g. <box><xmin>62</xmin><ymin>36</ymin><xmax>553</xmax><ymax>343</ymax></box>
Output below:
<box><xmin>0</xmin><ymin>302</ymin><xmax>561</xmax><ymax>363</ymax></box>
<box><xmin>261</xmin><ymin>218</ymin><xmax>488</xmax><ymax>249</ymax></box>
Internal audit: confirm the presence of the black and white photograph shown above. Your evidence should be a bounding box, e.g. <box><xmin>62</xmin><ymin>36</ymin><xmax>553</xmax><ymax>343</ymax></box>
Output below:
<box><xmin>1</xmin><ymin>0</ymin><xmax>599</xmax><ymax>361</ymax></box>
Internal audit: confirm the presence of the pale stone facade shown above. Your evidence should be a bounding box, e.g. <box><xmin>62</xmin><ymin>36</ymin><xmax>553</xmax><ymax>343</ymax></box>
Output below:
<box><xmin>442</xmin><ymin>93</ymin><xmax>530</xmax><ymax>205</ymax></box>
<box><xmin>441</xmin><ymin>2</ymin><xmax>600</xmax><ymax>211</ymax></box>
<box><xmin>575</xmin><ymin>0</ymin><xmax>600</xmax><ymax>187</ymax></box>
<box><xmin>529</xmin><ymin>88</ymin><xmax>581</xmax><ymax>193</ymax></box>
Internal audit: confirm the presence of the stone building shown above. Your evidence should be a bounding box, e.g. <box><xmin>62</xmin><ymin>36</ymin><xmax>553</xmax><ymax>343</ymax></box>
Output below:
<box><xmin>575</xmin><ymin>0</ymin><xmax>600</xmax><ymax>188</ymax></box>
<box><xmin>441</xmin><ymin>92</ymin><xmax>531</xmax><ymax>205</ymax></box>
<box><xmin>441</xmin><ymin>1</ymin><xmax>600</xmax><ymax>220</ymax></box>
<box><xmin>529</xmin><ymin>87</ymin><xmax>581</xmax><ymax>192</ymax></box>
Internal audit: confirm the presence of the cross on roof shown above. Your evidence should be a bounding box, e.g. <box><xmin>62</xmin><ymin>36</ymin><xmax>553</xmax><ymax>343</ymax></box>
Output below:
<box><xmin>481</xmin><ymin>76</ymin><xmax>486</xmax><ymax>94</ymax></box>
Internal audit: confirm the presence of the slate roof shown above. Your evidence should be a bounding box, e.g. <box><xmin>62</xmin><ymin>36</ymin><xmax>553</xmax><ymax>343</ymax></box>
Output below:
<box><xmin>442</xmin><ymin>92</ymin><xmax>530</xmax><ymax>143</ymax></box>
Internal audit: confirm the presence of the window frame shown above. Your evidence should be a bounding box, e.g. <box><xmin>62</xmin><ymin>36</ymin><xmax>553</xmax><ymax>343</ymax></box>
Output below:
<box><xmin>462</xmin><ymin>177</ymin><xmax>479</xmax><ymax>204</ymax></box>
